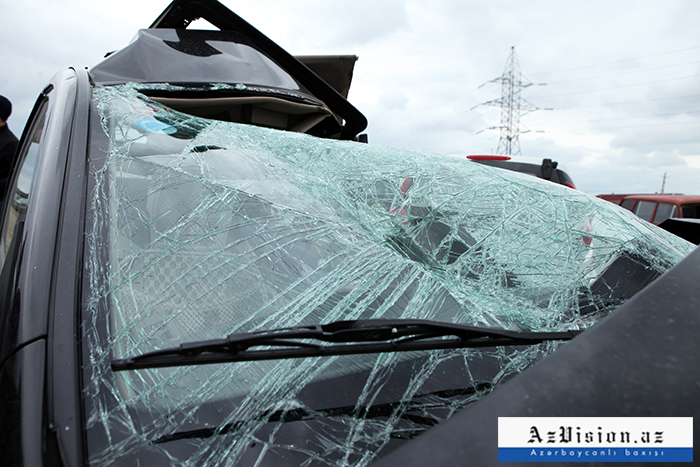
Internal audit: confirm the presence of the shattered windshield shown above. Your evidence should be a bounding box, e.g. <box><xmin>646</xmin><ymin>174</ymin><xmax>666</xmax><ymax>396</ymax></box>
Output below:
<box><xmin>82</xmin><ymin>85</ymin><xmax>694</xmax><ymax>466</ymax></box>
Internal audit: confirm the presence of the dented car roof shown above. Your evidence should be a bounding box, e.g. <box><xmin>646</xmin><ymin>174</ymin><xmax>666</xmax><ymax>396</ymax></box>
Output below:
<box><xmin>89</xmin><ymin>1</ymin><xmax>367</xmax><ymax>141</ymax></box>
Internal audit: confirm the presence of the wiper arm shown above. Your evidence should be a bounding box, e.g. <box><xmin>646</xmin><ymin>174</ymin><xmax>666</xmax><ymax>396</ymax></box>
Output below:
<box><xmin>152</xmin><ymin>383</ymin><xmax>494</xmax><ymax>444</ymax></box>
<box><xmin>111</xmin><ymin>319</ymin><xmax>581</xmax><ymax>371</ymax></box>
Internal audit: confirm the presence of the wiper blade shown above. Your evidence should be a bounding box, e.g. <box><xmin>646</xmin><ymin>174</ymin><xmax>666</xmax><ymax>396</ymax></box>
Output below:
<box><xmin>152</xmin><ymin>383</ymin><xmax>493</xmax><ymax>444</ymax></box>
<box><xmin>111</xmin><ymin>319</ymin><xmax>581</xmax><ymax>371</ymax></box>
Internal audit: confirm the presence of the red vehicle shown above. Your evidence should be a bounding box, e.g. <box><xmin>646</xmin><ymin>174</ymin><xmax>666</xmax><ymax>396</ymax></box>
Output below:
<box><xmin>597</xmin><ymin>193</ymin><xmax>700</xmax><ymax>225</ymax></box>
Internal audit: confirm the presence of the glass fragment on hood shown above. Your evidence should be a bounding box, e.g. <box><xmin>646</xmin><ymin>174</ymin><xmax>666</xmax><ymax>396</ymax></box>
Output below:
<box><xmin>82</xmin><ymin>85</ymin><xmax>694</xmax><ymax>466</ymax></box>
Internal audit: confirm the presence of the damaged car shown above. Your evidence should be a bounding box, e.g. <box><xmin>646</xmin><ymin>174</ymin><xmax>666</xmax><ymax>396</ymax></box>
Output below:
<box><xmin>0</xmin><ymin>1</ymin><xmax>697</xmax><ymax>466</ymax></box>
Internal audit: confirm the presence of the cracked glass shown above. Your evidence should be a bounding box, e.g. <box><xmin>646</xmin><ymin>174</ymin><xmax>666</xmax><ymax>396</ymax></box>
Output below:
<box><xmin>82</xmin><ymin>84</ymin><xmax>695</xmax><ymax>466</ymax></box>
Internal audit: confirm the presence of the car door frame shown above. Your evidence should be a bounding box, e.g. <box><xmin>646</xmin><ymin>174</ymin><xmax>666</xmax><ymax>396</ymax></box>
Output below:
<box><xmin>0</xmin><ymin>66</ymin><xmax>91</xmax><ymax>466</ymax></box>
<box><xmin>45</xmin><ymin>66</ymin><xmax>92</xmax><ymax>467</ymax></box>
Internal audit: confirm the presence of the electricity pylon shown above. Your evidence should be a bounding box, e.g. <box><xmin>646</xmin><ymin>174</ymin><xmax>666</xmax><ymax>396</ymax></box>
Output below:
<box><xmin>475</xmin><ymin>46</ymin><xmax>543</xmax><ymax>156</ymax></box>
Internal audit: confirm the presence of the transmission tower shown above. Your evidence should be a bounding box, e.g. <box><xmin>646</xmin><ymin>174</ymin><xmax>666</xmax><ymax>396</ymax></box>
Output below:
<box><xmin>475</xmin><ymin>46</ymin><xmax>543</xmax><ymax>156</ymax></box>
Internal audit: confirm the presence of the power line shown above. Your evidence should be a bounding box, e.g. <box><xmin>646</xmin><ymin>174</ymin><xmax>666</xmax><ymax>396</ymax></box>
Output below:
<box><xmin>546</xmin><ymin>120</ymin><xmax>700</xmax><ymax>131</ymax></box>
<box><xmin>535</xmin><ymin>74</ymin><xmax>700</xmax><ymax>99</ymax></box>
<box><xmin>371</xmin><ymin>52</ymin><xmax>699</xmax><ymax>140</ymax></box>
<box><xmin>545</xmin><ymin>93</ymin><xmax>700</xmax><ymax>110</ymax></box>
<box><xmin>529</xmin><ymin>45</ymin><xmax>700</xmax><ymax>77</ymax></box>
<box><xmin>541</xmin><ymin>110</ymin><xmax>700</xmax><ymax>126</ymax></box>
<box><xmin>545</xmin><ymin>60</ymin><xmax>700</xmax><ymax>85</ymax></box>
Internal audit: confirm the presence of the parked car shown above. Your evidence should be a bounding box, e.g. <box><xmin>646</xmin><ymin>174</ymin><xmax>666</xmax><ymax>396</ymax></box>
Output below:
<box><xmin>0</xmin><ymin>1</ymin><xmax>696</xmax><ymax>466</ymax></box>
<box><xmin>465</xmin><ymin>155</ymin><xmax>577</xmax><ymax>188</ymax></box>
<box><xmin>597</xmin><ymin>193</ymin><xmax>700</xmax><ymax>225</ymax></box>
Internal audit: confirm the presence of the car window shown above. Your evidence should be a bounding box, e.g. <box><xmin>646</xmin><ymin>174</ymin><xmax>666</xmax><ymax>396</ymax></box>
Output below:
<box><xmin>0</xmin><ymin>102</ymin><xmax>48</xmax><ymax>266</ymax></box>
<box><xmin>494</xmin><ymin>161</ymin><xmax>540</xmax><ymax>177</ymax></box>
<box><xmin>634</xmin><ymin>200</ymin><xmax>656</xmax><ymax>222</ymax></box>
<box><xmin>555</xmin><ymin>169</ymin><xmax>576</xmax><ymax>189</ymax></box>
<box><xmin>652</xmin><ymin>202</ymin><xmax>675</xmax><ymax>224</ymax></box>
<box><xmin>681</xmin><ymin>203</ymin><xmax>700</xmax><ymax>219</ymax></box>
<box><xmin>620</xmin><ymin>199</ymin><xmax>635</xmax><ymax>210</ymax></box>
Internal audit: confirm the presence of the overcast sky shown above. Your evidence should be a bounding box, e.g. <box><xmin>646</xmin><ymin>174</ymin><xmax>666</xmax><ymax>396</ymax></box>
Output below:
<box><xmin>2</xmin><ymin>0</ymin><xmax>699</xmax><ymax>195</ymax></box>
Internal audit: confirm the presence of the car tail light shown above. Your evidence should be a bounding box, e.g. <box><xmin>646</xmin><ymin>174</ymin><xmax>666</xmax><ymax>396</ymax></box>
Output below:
<box><xmin>467</xmin><ymin>155</ymin><xmax>511</xmax><ymax>161</ymax></box>
<box><xmin>565</xmin><ymin>182</ymin><xmax>576</xmax><ymax>189</ymax></box>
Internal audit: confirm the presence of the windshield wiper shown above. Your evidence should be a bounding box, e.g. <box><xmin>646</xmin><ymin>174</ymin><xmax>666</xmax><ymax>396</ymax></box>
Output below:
<box><xmin>111</xmin><ymin>319</ymin><xmax>581</xmax><ymax>371</ymax></box>
<box><xmin>152</xmin><ymin>383</ymin><xmax>494</xmax><ymax>444</ymax></box>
